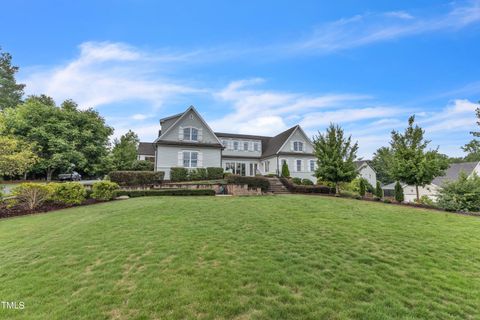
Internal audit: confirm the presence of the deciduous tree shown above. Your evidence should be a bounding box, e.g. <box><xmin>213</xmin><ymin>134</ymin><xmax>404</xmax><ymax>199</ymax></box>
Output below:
<box><xmin>313</xmin><ymin>124</ymin><xmax>358</xmax><ymax>195</ymax></box>
<box><xmin>390</xmin><ymin>115</ymin><xmax>448</xmax><ymax>201</ymax></box>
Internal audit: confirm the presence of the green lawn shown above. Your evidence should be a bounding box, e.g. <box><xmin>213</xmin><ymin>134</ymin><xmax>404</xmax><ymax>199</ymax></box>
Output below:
<box><xmin>1</xmin><ymin>196</ymin><xmax>479</xmax><ymax>319</ymax></box>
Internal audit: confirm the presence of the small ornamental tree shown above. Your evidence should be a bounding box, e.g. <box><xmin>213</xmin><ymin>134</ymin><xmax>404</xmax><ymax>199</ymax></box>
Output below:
<box><xmin>394</xmin><ymin>181</ymin><xmax>404</xmax><ymax>202</ymax></box>
<box><xmin>390</xmin><ymin>115</ymin><xmax>448</xmax><ymax>201</ymax></box>
<box><xmin>281</xmin><ymin>162</ymin><xmax>290</xmax><ymax>178</ymax></box>
<box><xmin>314</xmin><ymin>124</ymin><xmax>359</xmax><ymax>195</ymax></box>
<box><xmin>375</xmin><ymin>181</ymin><xmax>383</xmax><ymax>199</ymax></box>
<box><xmin>359</xmin><ymin>178</ymin><xmax>366</xmax><ymax>197</ymax></box>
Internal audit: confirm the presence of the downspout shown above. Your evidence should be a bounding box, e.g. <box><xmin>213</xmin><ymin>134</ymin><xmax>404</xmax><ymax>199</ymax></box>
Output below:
<box><xmin>276</xmin><ymin>155</ymin><xmax>279</xmax><ymax>177</ymax></box>
<box><xmin>154</xmin><ymin>144</ymin><xmax>158</xmax><ymax>172</ymax></box>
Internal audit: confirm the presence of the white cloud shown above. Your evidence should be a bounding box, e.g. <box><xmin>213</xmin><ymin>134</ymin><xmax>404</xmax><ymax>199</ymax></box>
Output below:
<box><xmin>22</xmin><ymin>41</ymin><xmax>202</xmax><ymax>110</ymax></box>
<box><xmin>209</xmin><ymin>79</ymin><xmax>371</xmax><ymax>135</ymax></box>
<box><xmin>132</xmin><ymin>114</ymin><xmax>148</xmax><ymax>120</ymax></box>
<box><xmin>421</xmin><ymin>99</ymin><xmax>478</xmax><ymax>133</ymax></box>
<box><xmin>290</xmin><ymin>1</ymin><xmax>480</xmax><ymax>54</ymax></box>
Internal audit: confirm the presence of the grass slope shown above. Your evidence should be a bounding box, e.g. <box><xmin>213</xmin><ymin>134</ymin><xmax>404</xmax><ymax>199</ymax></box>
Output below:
<box><xmin>0</xmin><ymin>195</ymin><xmax>479</xmax><ymax>319</ymax></box>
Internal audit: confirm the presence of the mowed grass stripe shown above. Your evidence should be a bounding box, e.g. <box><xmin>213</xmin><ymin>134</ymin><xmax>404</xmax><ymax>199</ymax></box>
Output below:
<box><xmin>0</xmin><ymin>195</ymin><xmax>479</xmax><ymax>319</ymax></box>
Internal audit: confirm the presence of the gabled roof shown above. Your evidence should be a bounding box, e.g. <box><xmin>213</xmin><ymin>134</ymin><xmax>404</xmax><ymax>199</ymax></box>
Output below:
<box><xmin>432</xmin><ymin>161</ymin><xmax>479</xmax><ymax>186</ymax></box>
<box><xmin>154</xmin><ymin>106</ymin><xmax>223</xmax><ymax>146</ymax></box>
<box><xmin>354</xmin><ymin>160</ymin><xmax>376</xmax><ymax>173</ymax></box>
<box><xmin>137</xmin><ymin>142</ymin><xmax>155</xmax><ymax>156</ymax></box>
<box><xmin>261</xmin><ymin>126</ymin><xmax>298</xmax><ymax>158</ymax></box>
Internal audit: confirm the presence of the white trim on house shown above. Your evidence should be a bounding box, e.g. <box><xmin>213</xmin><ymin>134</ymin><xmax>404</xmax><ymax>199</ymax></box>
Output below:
<box><xmin>154</xmin><ymin>106</ymin><xmax>223</xmax><ymax>145</ymax></box>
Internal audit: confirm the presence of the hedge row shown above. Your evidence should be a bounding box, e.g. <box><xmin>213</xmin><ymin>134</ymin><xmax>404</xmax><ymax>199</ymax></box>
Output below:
<box><xmin>114</xmin><ymin>189</ymin><xmax>215</xmax><ymax>197</ymax></box>
<box><xmin>109</xmin><ymin>171</ymin><xmax>165</xmax><ymax>186</ymax></box>
<box><xmin>170</xmin><ymin>167</ymin><xmax>224</xmax><ymax>182</ymax></box>
<box><xmin>226</xmin><ymin>175</ymin><xmax>270</xmax><ymax>191</ymax></box>
<box><xmin>280</xmin><ymin>177</ymin><xmax>333</xmax><ymax>194</ymax></box>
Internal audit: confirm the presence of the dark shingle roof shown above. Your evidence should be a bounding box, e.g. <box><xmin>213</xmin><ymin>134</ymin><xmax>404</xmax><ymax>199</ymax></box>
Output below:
<box><xmin>432</xmin><ymin>162</ymin><xmax>479</xmax><ymax>186</ymax></box>
<box><xmin>261</xmin><ymin>126</ymin><xmax>298</xmax><ymax>158</ymax></box>
<box><xmin>354</xmin><ymin>160</ymin><xmax>368</xmax><ymax>169</ymax></box>
<box><xmin>137</xmin><ymin>142</ymin><xmax>155</xmax><ymax>156</ymax></box>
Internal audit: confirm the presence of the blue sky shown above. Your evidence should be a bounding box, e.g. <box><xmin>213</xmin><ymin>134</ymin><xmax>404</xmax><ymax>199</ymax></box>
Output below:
<box><xmin>2</xmin><ymin>0</ymin><xmax>480</xmax><ymax>157</ymax></box>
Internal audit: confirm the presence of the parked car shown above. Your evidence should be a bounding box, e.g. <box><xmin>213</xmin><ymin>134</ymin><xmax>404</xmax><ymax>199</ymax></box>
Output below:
<box><xmin>58</xmin><ymin>171</ymin><xmax>82</xmax><ymax>182</ymax></box>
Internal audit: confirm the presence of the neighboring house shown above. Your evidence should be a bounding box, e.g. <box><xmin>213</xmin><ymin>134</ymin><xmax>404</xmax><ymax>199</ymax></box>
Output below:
<box><xmin>354</xmin><ymin>160</ymin><xmax>377</xmax><ymax>187</ymax></box>
<box><xmin>137</xmin><ymin>142</ymin><xmax>156</xmax><ymax>162</ymax></box>
<box><xmin>382</xmin><ymin>161</ymin><xmax>480</xmax><ymax>202</ymax></box>
<box><xmin>139</xmin><ymin>106</ymin><xmax>317</xmax><ymax>181</ymax></box>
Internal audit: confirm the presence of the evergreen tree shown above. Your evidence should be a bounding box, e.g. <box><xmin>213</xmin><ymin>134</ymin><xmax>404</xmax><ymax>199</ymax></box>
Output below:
<box><xmin>313</xmin><ymin>123</ymin><xmax>358</xmax><ymax>195</ymax></box>
<box><xmin>390</xmin><ymin>115</ymin><xmax>448</xmax><ymax>201</ymax></box>
<box><xmin>0</xmin><ymin>47</ymin><xmax>25</xmax><ymax>110</ymax></box>
<box><xmin>359</xmin><ymin>178</ymin><xmax>366</xmax><ymax>197</ymax></box>
<box><xmin>375</xmin><ymin>181</ymin><xmax>383</xmax><ymax>199</ymax></box>
<box><xmin>281</xmin><ymin>162</ymin><xmax>290</xmax><ymax>177</ymax></box>
<box><xmin>371</xmin><ymin>146</ymin><xmax>395</xmax><ymax>184</ymax></box>
<box><xmin>394</xmin><ymin>181</ymin><xmax>404</xmax><ymax>203</ymax></box>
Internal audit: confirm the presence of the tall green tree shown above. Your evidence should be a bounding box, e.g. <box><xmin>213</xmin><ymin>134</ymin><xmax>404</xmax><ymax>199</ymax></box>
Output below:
<box><xmin>0</xmin><ymin>47</ymin><xmax>25</xmax><ymax>110</ymax></box>
<box><xmin>461</xmin><ymin>103</ymin><xmax>480</xmax><ymax>162</ymax></box>
<box><xmin>313</xmin><ymin>123</ymin><xmax>358</xmax><ymax>195</ymax></box>
<box><xmin>111</xmin><ymin>130</ymin><xmax>139</xmax><ymax>170</ymax></box>
<box><xmin>390</xmin><ymin>115</ymin><xmax>448</xmax><ymax>201</ymax></box>
<box><xmin>371</xmin><ymin>146</ymin><xmax>395</xmax><ymax>184</ymax></box>
<box><xmin>0</xmin><ymin>136</ymin><xmax>38</xmax><ymax>178</ymax></box>
<box><xmin>0</xmin><ymin>95</ymin><xmax>113</xmax><ymax>180</ymax></box>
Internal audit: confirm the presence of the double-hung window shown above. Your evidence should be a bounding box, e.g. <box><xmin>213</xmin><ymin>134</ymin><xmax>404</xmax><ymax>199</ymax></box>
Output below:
<box><xmin>183</xmin><ymin>151</ymin><xmax>198</xmax><ymax>168</ymax></box>
<box><xmin>183</xmin><ymin>127</ymin><xmax>198</xmax><ymax>141</ymax></box>
<box><xmin>253</xmin><ymin>142</ymin><xmax>260</xmax><ymax>152</ymax></box>
<box><xmin>309</xmin><ymin>160</ymin><xmax>315</xmax><ymax>172</ymax></box>
<box><xmin>293</xmin><ymin>141</ymin><xmax>304</xmax><ymax>152</ymax></box>
<box><xmin>233</xmin><ymin>141</ymin><xmax>239</xmax><ymax>150</ymax></box>
<box><xmin>296</xmin><ymin>159</ymin><xmax>302</xmax><ymax>172</ymax></box>
<box><xmin>244</xmin><ymin>142</ymin><xmax>249</xmax><ymax>151</ymax></box>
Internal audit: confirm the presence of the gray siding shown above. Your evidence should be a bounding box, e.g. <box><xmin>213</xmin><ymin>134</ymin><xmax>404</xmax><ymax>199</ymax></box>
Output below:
<box><xmin>280</xmin><ymin>128</ymin><xmax>314</xmax><ymax>154</ymax></box>
<box><xmin>358</xmin><ymin>165</ymin><xmax>377</xmax><ymax>187</ymax></box>
<box><xmin>278</xmin><ymin>155</ymin><xmax>316</xmax><ymax>182</ymax></box>
<box><xmin>156</xmin><ymin>145</ymin><xmax>221</xmax><ymax>180</ymax></box>
<box><xmin>220</xmin><ymin>138</ymin><xmax>262</xmax><ymax>157</ymax></box>
<box><xmin>160</xmin><ymin>109</ymin><xmax>219</xmax><ymax>144</ymax></box>
<box><xmin>160</xmin><ymin>117</ymin><xmax>179</xmax><ymax>133</ymax></box>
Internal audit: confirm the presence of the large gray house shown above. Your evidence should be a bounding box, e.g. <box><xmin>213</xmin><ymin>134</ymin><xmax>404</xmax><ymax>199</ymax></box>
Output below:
<box><xmin>137</xmin><ymin>106</ymin><xmax>317</xmax><ymax>181</ymax></box>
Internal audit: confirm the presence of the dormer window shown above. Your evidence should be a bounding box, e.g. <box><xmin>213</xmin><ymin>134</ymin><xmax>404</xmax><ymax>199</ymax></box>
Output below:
<box><xmin>254</xmin><ymin>142</ymin><xmax>260</xmax><ymax>152</ymax></box>
<box><xmin>233</xmin><ymin>141</ymin><xmax>239</xmax><ymax>150</ymax></box>
<box><xmin>243</xmin><ymin>142</ymin><xmax>249</xmax><ymax>151</ymax></box>
<box><xmin>183</xmin><ymin>127</ymin><xmax>198</xmax><ymax>141</ymax></box>
<box><xmin>293</xmin><ymin>141</ymin><xmax>304</xmax><ymax>152</ymax></box>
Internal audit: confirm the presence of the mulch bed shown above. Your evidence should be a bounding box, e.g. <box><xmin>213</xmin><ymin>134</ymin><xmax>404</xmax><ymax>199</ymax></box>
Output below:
<box><xmin>0</xmin><ymin>199</ymin><xmax>108</xmax><ymax>220</ymax></box>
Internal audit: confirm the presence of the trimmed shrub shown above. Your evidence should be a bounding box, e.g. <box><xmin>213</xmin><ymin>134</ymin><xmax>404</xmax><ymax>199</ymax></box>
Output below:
<box><xmin>359</xmin><ymin>179</ymin><xmax>366</xmax><ymax>197</ymax></box>
<box><xmin>131</xmin><ymin>160</ymin><xmax>154</xmax><ymax>171</ymax></box>
<box><xmin>206</xmin><ymin>167</ymin><xmax>224</xmax><ymax>180</ymax></box>
<box><xmin>341</xmin><ymin>190</ymin><xmax>359</xmax><ymax>199</ymax></box>
<box><xmin>375</xmin><ymin>181</ymin><xmax>383</xmax><ymax>199</ymax></box>
<box><xmin>280</xmin><ymin>177</ymin><xmax>334</xmax><ymax>194</ymax></box>
<box><xmin>11</xmin><ymin>183</ymin><xmax>52</xmax><ymax>210</ymax></box>
<box><xmin>91</xmin><ymin>181</ymin><xmax>119</xmax><ymax>201</ymax></box>
<box><xmin>394</xmin><ymin>181</ymin><xmax>404</xmax><ymax>203</ymax></box>
<box><xmin>51</xmin><ymin>182</ymin><xmax>86</xmax><ymax>205</ymax></box>
<box><xmin>115</xmin><ymin>189</ymin><xmax>215</xmax><ymax>197</ymax></box>
<box><xmin>189</xmin><ymin>168</ymin><xmax>208</xmax><ymax>180</ymax></box>
<box><xmin>170</xmin><ymin>167</ymin><xmax>189</xmax><ymax>182</ymax></box>
<box><xmin>281</xmin><ymin>162</ymin><xmax>290</xmax><ymax>178</ymax></box>
<box><xmin>292</xmin><ymin>177</ymin><xmax>302</xmax><ymax>185</ymax></box>
<box><xmin>416</xmin><ymin>195</ymin><xmax>435</xmax><ymax>207</ymax></box>
<box><xmin>226</xmin><ymin>175</ymin><xmax>270</xmax><ymax>191</ymax></box>
<box><xmin>109</xmin><ymin>171</ymin><xmax>164</xmax><ymax>186</ymax></box>
<box><xmin>301</xmin><ymin>179</ymin><xmax>314</xmax><ymax>185</ymax></box>
<box><xmin>383</xmin><ymin>198</ymin><xmax>392</xmax><ymax>204</ymax></box>
<box><xmin>437</xmin><ymin>172</ymin><xmax>480</xmax><ymax>212</ymax></box>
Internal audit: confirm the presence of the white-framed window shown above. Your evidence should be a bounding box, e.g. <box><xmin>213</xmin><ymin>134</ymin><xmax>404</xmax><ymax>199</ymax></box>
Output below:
<box><xmin>309</xmin><ymin>160</ymin><xmax>315</xmax><ymax>172</ymax></box>
<box><xmin>296</xmin><ymin>159</ymin><xmax>303</xmax><ymax>172</ymax></box>
<box><xmin>183</xmin><ymin>151</ymin><xmax>198</xmax><ymax>168</ymax></box>
<box><xmin>293</xmin><ymin>141</ymin><xmax>304</xmax><ymax>152</ymax></box>
<box><xmin>183</xmin><ymin>127</ymin><xmax>198</xmax><ymax>141</ymax></box>
<box><xmin>254</xmin><ymin>142</ymin><xmax>260</xmax><ymax>152</ymax></box>
<box><xmin>233</xmin><ymin>141</ymin><xmax>239</xmax><ymax>150</ymax></box>
<box><xmin>244</xmin><ymin>142</ymin><xmax>249</xmax><ymax>151</ymax></box>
